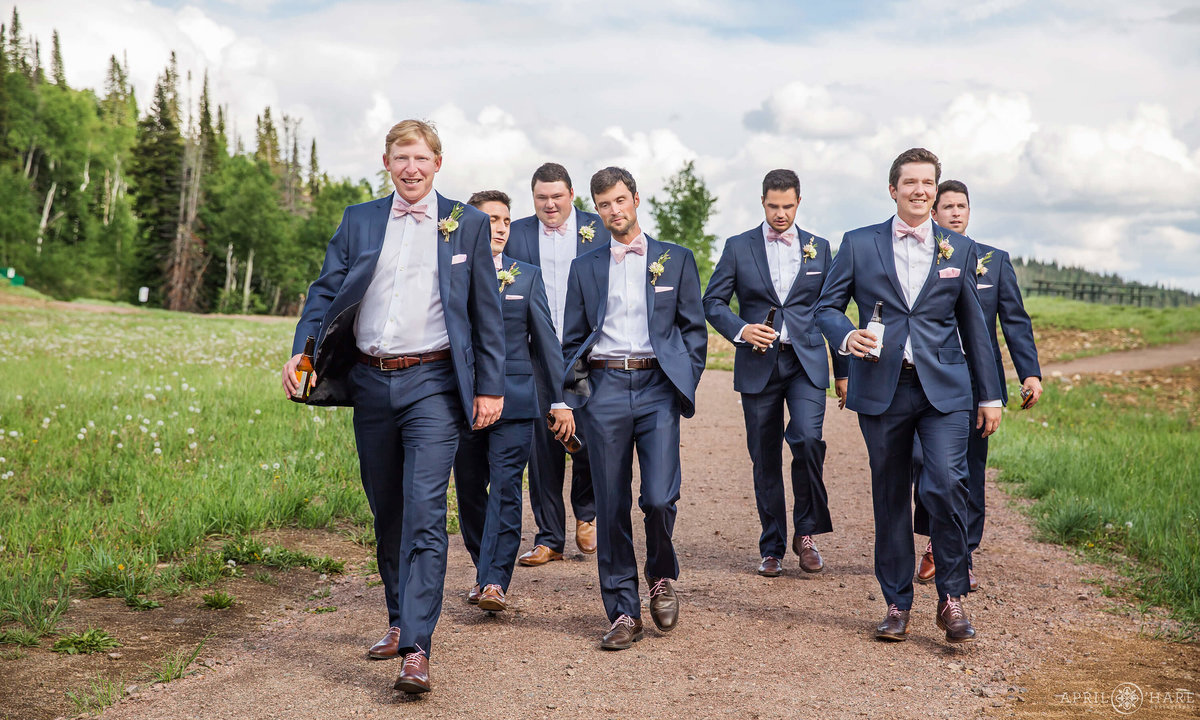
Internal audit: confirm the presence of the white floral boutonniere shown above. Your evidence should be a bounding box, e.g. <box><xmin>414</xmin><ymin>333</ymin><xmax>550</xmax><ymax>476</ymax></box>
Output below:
<box><xmin>579</xmin><ymin>221</ymin><xmax>597</xmax><ymax>242</ymax></box>
<box><xmin>934</xmin><ymin>232</ymin><xmax>954</xmax><ymax>265</ymax></box>
<box><xmin>497</xmin><ymin>261</ymin><xmax>521</xmax><ymax>292</ymax></box>
<box><xmin>438</xmin><ymin>203</ymin><xmax>464</xmax><ymax>242</ymax></box>
<box><xmin>801</xmin><ymin>236</ymin><xmax>818</xmax><ymax>263</ymax></box>
<box><xmin>976</xmin><ymin>250</ymin><xmax>995</xmax><ymax>276</ymax></box>
<box><xmin>648</xmin><ymin>249</ymin><xmax>670</xmax><ymax>285</ymax></box>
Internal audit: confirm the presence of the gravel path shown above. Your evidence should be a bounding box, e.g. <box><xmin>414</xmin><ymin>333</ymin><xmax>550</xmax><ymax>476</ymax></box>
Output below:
<box><xmin>90</xmin><ymin>369</ymin><xmax>1199</xmax><ymax>720</ymax></box>
<box><xmin>1039</xmin><ymin>337</ymin><xmax>1200</xmax><ymax>377</ymax></box>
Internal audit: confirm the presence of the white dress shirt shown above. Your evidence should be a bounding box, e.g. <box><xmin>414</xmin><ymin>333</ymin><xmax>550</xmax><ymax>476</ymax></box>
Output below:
<box><xmin>736</xmin><ymin>221</ymin><xmax>802</xmax><ymax>346</ymax></box>
<box><xmin>355</xmin><ymin>189</ymin><xmax>450</xmax><ymax>355</ymax></box>
<box><xmin>589</xmin><ymin>234</ymin><xmax>654</xmax><ymax>360</ymax></box>
<box><xmin>537</xmin><ymin>208</ymin><xmax>577</xmax><ymax>342</ymax></box>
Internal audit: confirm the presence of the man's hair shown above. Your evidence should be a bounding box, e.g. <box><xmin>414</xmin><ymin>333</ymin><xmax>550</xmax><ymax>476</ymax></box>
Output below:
<box><xmin>468</xmin><ymin>190</ymin><xmax>511</xmax><ymax>209</ymax></box>
<box><xmin>531</xmin><ymin>163</ymin><xmax>573</xmax><ymax>192</ymax></box>
<box><xmin>888</xmin><ymin>147</ymin><xmax>941</xmax><ymax>188</ymax></box>
<box><xmin>590</xmin><ymin>166</ymin><xmax>637</xmax><ymax>198</ymax></box>
<box><xmin>935</xmin><ymin>179</ymin><xmax>970</xmax><ymax>208</ymax></box>
<box><xmin>762</xmin><ymin>169</ymin><xmax>800</xmax><ymax>197</ymax></box>
<box><xmin>384</xmin><ymin>119</ymin><xmax>442</xmax><ymax>156</ymax></box>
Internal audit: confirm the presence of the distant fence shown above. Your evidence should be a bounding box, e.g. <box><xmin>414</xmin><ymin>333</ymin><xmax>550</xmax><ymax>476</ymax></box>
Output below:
<box><xmin>1025</xmin><ymin>280</ymin><xmax>1198</xmax><ymax>307</ymax></box>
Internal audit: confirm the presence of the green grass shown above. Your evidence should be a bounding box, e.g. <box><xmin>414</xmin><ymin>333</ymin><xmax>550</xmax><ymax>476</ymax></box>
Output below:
<box><xmin>65</xmin><ymin>673</ymin><xmax>125</xmax><ymax>715</ymax></box>
<box><xmin>145</xmin><ymin>636</ymin><xmax>207</xmax><ymax>683</ymax></box>
<box><xmin>990</xmin><ymin>371</ymin><xmax>1200</xmax><ymax>627</ymax></box>
<box><xmin>52</xmin><ymin>628</ymin><xmax>121</xmax><ymax>655</ymax></box>
<box><xmin>1023</xmin><ymin>296</ymin><xmax>1200</xmax><ymax>358</ymax></box>
<box><xmin>200</xmin><ymin>591</ymin><xmax>235</xmax><ymax>610</ymax></box>
<box><xmin>0</xmin><ymin>627</ymin><xmax>40</xmax><ymax>647</ymax></box>
<box><xmin>0</xmin><ymin>305</ymin><xmax>375</xmax><ymax>634</ymax></box>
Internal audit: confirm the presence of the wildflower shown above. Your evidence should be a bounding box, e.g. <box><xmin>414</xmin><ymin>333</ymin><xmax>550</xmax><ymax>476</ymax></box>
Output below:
<box><xmin>273</xmin><ymin>463</ymin><xmax>280</xmax><ymax>470</ymax></box>
<box><xmin>254</xmin><ymin>409</ymin><xmax>262</xmax><ymax>415</ymax></box>
<box><xmin>187</xmin><ymin>428</ymin><xmax>195</xmax><ymax>434</ymax></box>
<box><xmin>76</xmin><ymin>434</ymin><xmax>85</xmax><ymax>440</ymax></box>
<box><xmin>117</xmin><ymin>564</ymin><xmax>125</xmax><ymax>571</ymax></box>
<box><xmin>189</xmin><ymin>442</ymin><xmax>197</xmax><ymax>449</ymax></box>
<box><xmin>1125</xmin><ymin>521</ymin><xmax>1133</xmax><ymax>529</ymax></box>
<box><xmin>156</xmin><ymin>420</ymin><xmax>164</xmax><ymax>427</ymax></box>
<box><xmin>116</xmin><ymin>443</ymin><xmax>123</xmax><ymax>449</ymax></box>
<box><xmin>144</xmin><ymin>393</ymin><xmax>156</xmax><ymax>401</ymax></box>
<box><xmin>153</xmin><ymin>448</ymin><xmax>162</xmax><ymax>455</ymax></box>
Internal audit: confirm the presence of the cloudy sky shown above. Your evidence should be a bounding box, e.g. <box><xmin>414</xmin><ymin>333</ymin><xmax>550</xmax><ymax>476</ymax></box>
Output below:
<box><xmin>11</xmin><ymin>0</ymin><xmax>1200</xmax><ymax>290</ymax></box>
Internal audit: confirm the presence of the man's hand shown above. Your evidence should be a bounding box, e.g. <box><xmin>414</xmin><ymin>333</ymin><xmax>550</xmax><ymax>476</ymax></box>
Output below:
<box><xmin>846</xmin><ymin>329</ymin><xmax>878</xmax><ymax>358</ymax></box>
<box><xmin>834</xmin><ymin>378</ymin><xmax>848</xmax><ymax>410</ymax></box>
<box><xmin>548</xmin><ymin>408</ymin><xmax>575</xmax><ymax>442</ymax></box>
<box><xmin>741</xmin><ymin>323</ymin><xmax>778</xmax><ymax>350</ymax></box>
<box><xmin>472</xmin><ymin>395</ymin><xmax>504</xmax><ymax>430</ymax></box>
<box><xmin>1020</xmin><ymin>377</ymin><xmax>1043</xmax><ymax>409</ymax></box>
<box><xmin>977</xmin><ymin>405</ymin><xmax>1002</xmax><ymax>438</ymax></box>
<box><xmin>281</xmin><ymin>353</ymin><xmax>316</xmax><ymax>398</ymax></box>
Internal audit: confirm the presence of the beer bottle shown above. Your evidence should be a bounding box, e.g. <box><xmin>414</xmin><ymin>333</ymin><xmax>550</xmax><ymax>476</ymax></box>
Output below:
<box><xmin>291</xmin><ymin>336</ymin><xmax>316</xmax><ymax>403</ymax></box>
<box><xmin>751</xmin><ymin>306</ymin><xmax>778</xmax><ymax>356</ymax></box>
<box><xmin>864</xmin><ymin>302</ymin><xmax>884</xmax><ymax>362</ymax></box>
<box><xmin>547</xmin><ymin>411</ymin><xmax>583</xmax><ymax>453</ymax></box>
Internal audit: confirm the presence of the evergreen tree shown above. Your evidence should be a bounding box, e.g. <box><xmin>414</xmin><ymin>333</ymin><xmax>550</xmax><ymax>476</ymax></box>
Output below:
<box><xmin>50</xmin><ymin>29</ymin><xmax>64</xmax><ymax>86</ymax></box>
<box><xmin>648</xmin><ymin>160</ymin><xmax>718</xmax><ymax>285</ymax></box>
<box><xmin>308</xmin><ymin>138</ymin><xmax>320</xmax><ymax>198</ymax></box>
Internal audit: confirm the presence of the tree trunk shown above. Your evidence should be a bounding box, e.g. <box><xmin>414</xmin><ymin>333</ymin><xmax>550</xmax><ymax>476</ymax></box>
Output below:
<box><xmin>241</xmin><ymin>247</ymin><xmax>254</xmax><ymax>314</ymax></box>
<box><xmin>36</xmin><ymin>180</ymin><xmax>57</xmax><ymax>256</ymax></box>
<box><xmin>79</xmin><ymin>156</ymin><xmax>91</xmax><ymax>193</ymax></box>
<box><xmin>102</xmin><ymin>169</ymin><xmax>112</xmax><ymax>226</ymax></box>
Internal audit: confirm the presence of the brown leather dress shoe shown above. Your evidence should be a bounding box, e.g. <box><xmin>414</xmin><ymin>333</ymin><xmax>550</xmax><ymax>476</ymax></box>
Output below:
<box><xmin>576</xmin><ymin>520</ymin><xmax>598</xmax><ymax>554</ymax></box>
<box><xmin>647</xmin><ymin>577</ymin><xmax>678</xmax><ymax>632</ymax></box>
<box><xmin>794</xmin><ymin>535</ymin><xmax>824</xmax><ymax>573</ymax></box>
<box><xmin>936</xmin><ymin>597</ymin><xmax>977</xmax><ymax>644</ymax></box>
<box><xmin>393</xmin><ymin>649</ymin><xmax>430</xmax><ymax>693</ymax></box>
<box><xmin>466</xmin><ymin>584</ymin><xmax>481</xmax><ymax>605</ymax></box>
<box><xmin>518</xmin><ymin>544</ymin><xmax>563</xmax><ymax>566</ymax></box>
<box><xmin>874</xmin><ymin>604</ymin><xmax>910</xmax><ymax>641</ymax></box>
<box><xmin>600</xmin><ymin>614</ymin><xmax>643</xmax><ymax>650</ymax></box>
<box><xmin>968</xmin><ymin>568</ymin><xmax>978</xmax><ymax>592</ymax></box>
<box><xmin>757</xmin><ymin>556</ymin><xmax>783</xmax><ymax>577</ymax></box>
<box><xmin>368</xmin><ymin>626</ymin><xmax>402</xmax><ymax>659</ymax></box>
<box><xmin>916</xmin><ymin>540</ymin><xmax>936</xmax><ymax>584</ymax></box>
<box><xmin>477</xmin><ymin>583</ymin><xmax>507</xmax><ymax>612</ymax></box>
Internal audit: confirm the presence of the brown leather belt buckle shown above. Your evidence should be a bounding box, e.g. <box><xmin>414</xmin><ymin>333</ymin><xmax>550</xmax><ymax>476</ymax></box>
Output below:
<box><xmin>901</xmin><ymin>360</ymin><xmax>917</xmax><ymax>371</ymax></box>
<box><xmin>360</xmin><ymin>350</ymin><xmax>449</xmax><ymax>371</ymax></box>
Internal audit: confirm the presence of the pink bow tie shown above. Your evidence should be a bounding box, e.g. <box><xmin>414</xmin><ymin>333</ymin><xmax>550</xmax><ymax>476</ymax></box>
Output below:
<box><xmin>542</xmin><ymin>224</ymin><xmax>568</xmax><ymax>237</ymax></box>
<box><xmin>894</xmin><ymin>221</ymin><xmax>928</xmax><ymax>243</ymax></box>
<box><xmin>610</xmin><ymin>236</ymin><xmax>646</xmax><ymax>263</ymax></box>
<box><xmin>766</xmin><ymin>228</ymin><xmax>796</xmax><ymax>246</ymax></box>
<box><xmin>493</xmin><ymin>254</ymin><xmax>502</xmax><ymax>271</ymax></box>
<box><xmin>392</xmin><ymin>196</ymin><xmax>428</xmax><ymax>222</ymax></box>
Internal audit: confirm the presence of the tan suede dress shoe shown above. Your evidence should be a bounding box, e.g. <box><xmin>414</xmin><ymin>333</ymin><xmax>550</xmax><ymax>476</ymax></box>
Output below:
<box><xmin>368</xmin><ymin>626</ymin><xmax>402</xmax><ymax>659</ymax></box>
<box><xmin>518</xmin><ymin>544</ymin><xmax>563</xmax><ymax>566</ymax></box>
<box><xmin>393</xmin><ymin>649</ymin><xmax>430</xmax><ymax>693</ymax></box>
<box><xmin>600</xmin><ymin>614</ymin><xmax>643</xmax><ymax>650</ymax></box>
<box><xmin>916</xmin><ymin>540</ymin><xmax>936</xmax><ymax>584</ymax></box>
<box><xmin>576</xmin><ymin>519</ymin><xmax>598</xmax><ymax>554</ymax></box>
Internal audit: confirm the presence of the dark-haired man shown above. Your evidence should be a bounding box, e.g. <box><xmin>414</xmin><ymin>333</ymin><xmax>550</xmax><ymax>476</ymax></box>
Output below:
<box><xmin>281</xmin><ymin>120</ymin><xmax>504</xmax><ymax>693</ymax></box>
<box><xmin>561</xmin><ymin>167</ymin><xmax>707</xmax><ymax>650</ymax></box>
<box><xmin>453</xmin><ymin>190</ymin><xmax>570</xmax><ymax>613</ymax></box>
<box><xmin>816</xmin><ymin>148</ymin><xmax>1003</xmax><ymax>645</ymax></box>
<box><xmin>911</xmin><ymin>180</ymin><xmax>1042</xmax><ymax>590</ymax></box>
<box><xmin>507</xmin><ymin>163</ymin><xmax>611</xmax><ymax>566</ymax></box>
<box><xmin>704</xmin><ymin>169</ymin><xmax>846</xmax><ymax>577</ymax></box>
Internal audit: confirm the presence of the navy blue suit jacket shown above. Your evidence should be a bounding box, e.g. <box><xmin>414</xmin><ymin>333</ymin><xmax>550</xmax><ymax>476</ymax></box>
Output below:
<box><xmin>291</xmin><ymin>192</ymin><xmax>506</xmax><ymax>418</ymax></box>
<box><xmin>974</xmin><ymin>243</ymin><xmax>1041</xmax><ymax>405</ymax></box>
<box><xmin>495</xmin><ymin>254</ymin><xmax>564</xmax><ymax>420</ymax></box>
<box><xmin>704</xmin><ymin>226</ymin><xmax>849</xmax><ymax>393</ymax></box>
<box><xmin>560</xmin><ymin>236</ymin><xmax>708</xmax><ymax>418</ymax></box>
<box><xmin>505</xmin><ymin>209</ymin><xmax>611</xmax><ymax>266</ymax></box>
<box><xmin>815</xmin><ymin>219</ymin><xmax>1002</xmax><ymax>416</ymax></box>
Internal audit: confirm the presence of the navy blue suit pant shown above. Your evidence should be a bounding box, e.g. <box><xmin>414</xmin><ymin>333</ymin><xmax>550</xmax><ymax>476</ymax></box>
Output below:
<box><xmin>528</xmin><ymin>370</ymin><xmax>595</xmax><ymax>551</ymax></box>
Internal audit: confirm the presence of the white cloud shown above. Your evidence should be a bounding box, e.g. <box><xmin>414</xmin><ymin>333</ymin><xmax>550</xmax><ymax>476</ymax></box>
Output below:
<box><xmin>744</xmin><ymin>83</ymin><xmax>871</xmax><ymax>139</ymax></box>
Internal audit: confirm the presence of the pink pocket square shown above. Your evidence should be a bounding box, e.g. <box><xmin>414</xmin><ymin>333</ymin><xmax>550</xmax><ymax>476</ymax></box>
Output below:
<box><xmin>938</xmin><ymin>267</ymin><xmax>961</xmax><ymax>278</ymax></box>
<box><xmin>504</xmin><ymin>294</ymin><xmax>524</xmax><ymax>300</ymax></box>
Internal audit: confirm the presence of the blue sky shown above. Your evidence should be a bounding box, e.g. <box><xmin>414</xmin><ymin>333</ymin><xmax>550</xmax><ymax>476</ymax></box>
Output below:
<box><xmin>10</xmin><ymin>0</ymin><xmax>1200</xmax><ymax>290</ymax></box>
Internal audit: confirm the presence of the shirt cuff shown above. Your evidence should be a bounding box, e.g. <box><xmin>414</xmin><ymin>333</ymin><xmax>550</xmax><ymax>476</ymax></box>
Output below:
<box><xmin>733</xmin><ymin>324</ymin><xmax>747</xmax><ymax>344</ymax></box>
<box><xmin>550</xmin><ymin>402</ymin><xmax>569</xmax><ymax>410</ymax></box>
<box><xmin>838</xmin><ymin>331</ymin><xmax>853</xmax><ymax>356</ymax></box>
<box><xmin>979</xmin><ymin>400</ymin><xmax>1002</xmax><ymax>408</ymax></box>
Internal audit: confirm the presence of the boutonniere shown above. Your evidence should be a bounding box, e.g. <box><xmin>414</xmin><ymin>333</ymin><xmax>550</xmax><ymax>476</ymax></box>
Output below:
<box><xmin>579</xmin><ymin>221</ymin><xmax>597</xmax><ymax>242</ymax></box>
<box><xmin>648</xmin><ymin>249</ymin><xmax>670</xmax><ymax>285</ymax></box>
<box><xmin>497</xmin><ymin>261</ymin><xmax>521</xmax><ymax>292</ymax></box>
<box><xmin>976</xmin><ymin>250</ymin><xmax>994</xmax><ymax>276</ymax></box>
<box><xmin>933</xmin><ymin>232</ymin><xmax>954</xmax><ymax>265</ymax></box>
<box><xmin>801</xmin><ymin>236</ymin><xmax>818</xmax><ymax>263</ymax></box>
<box><xmin>438</xmin><ymin>203</ymin><xmax>464</xmax><ymax>242</ymax></box>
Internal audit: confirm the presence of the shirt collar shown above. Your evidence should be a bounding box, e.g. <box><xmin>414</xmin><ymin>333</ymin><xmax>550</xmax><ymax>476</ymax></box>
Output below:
<box><xmin>539</xmin><ymin>207</ymin><xmax>576</xmax><ymax>235</ymax></box>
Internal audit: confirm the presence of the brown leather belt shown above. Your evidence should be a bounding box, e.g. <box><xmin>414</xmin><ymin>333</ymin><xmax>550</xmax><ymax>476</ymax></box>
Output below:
<box><xmin>901</xmin><ymin>360</ymin><xmax>917</xmax><ymax>371</ymax></box>
<box><xmin>358</xmin><ymin>349</ymin><xmax>451</xmax><ymax>371</ymax></box>
<box><xmin>589</xmin><ymin>357</ymin><xmax>660</xmax><ymax>370</ymax></box>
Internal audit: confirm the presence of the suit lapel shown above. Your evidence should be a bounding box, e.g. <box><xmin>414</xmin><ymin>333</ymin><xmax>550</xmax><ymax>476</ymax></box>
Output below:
<box><xmin>592</xmin><ymin>247</ymin><xmax>611</xmax><ymax>332</ymax></box>
<box><xmin>748</xmin><ymin>228</ymin><xmax>781</xmax><ymax>304</ymax></box>
<box><xmin>909</xmin><ymin>222</ymin><xmax>947</xmax><ymax>313</ymax></box>
<box><xmin>522</xmin><ymin>221</ymin><xmax>540</xmax><ymax>266</ymax></box>
<box><xmin>873</xmin><ymin>219</ymin><xmax>908</xmax><ymax>310</ymax></box>
<box><xmin>435</xmin><ymin>192</ymin><xmax>454</xmax><ymax>305</ymax></box>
